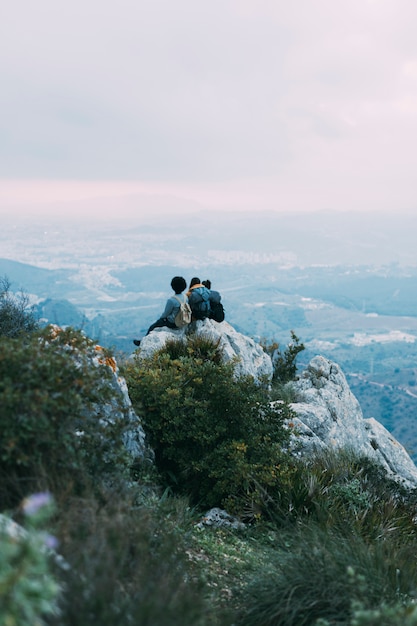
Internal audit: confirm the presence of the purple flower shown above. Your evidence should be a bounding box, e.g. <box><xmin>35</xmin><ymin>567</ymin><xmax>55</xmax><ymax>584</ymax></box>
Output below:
<box><xmin>43</xmin><ymin>533</ymin><xmax>59</xmax><ymax>550</ymax></box>
<box><xmin>22</xmin><ymin>492</ymin><xmax>53</xmax><ymax>516</ymax></box>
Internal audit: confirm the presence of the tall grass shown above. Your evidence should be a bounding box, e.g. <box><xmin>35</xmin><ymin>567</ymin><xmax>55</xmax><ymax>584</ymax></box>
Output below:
<box><xmin>50</xmin><ymin>487</ymin><xmax>227</xmax><ymax>626</ymax></box>
<box><xmin>236</xmin><ymin>449</ymin><xmax>417</xmax><ymax>626</ymax></box>
<box><xmin>237</xmin><ymin>519</ymin><xmax>417</xmax><ymax>626</ymax></box>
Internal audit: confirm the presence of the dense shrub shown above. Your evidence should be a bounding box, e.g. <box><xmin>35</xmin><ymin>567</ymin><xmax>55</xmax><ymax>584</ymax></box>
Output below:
<box><xmin>0</xmin><ymin>275</ymin><xmax>38</xmax><ymax>338</ymax></box>
<box><xmin>0</xmin><ymin>326</ymin><xmax>131</xmax><ymax>509</ymax></box>
<box><xmin>124</xmin><ymin>334</ymin><xmax>294</xmax><ymax>517</ymax></box>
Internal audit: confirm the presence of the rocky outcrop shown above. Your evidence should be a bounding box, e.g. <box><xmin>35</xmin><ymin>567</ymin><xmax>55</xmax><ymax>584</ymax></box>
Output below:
<box><xmin>92</xmin><ymin>345</ymin><xmax>150</xmax><ymax>462</ymax></box>
<box><xmin>50</xmin><ymin>324</ymin><xmax>417</xmax><ymax>491</ymax></box>
<box><xmin>47</xmin><ymin>326</ymin><xmax>149</xmax><ymax>464</ymax></box>
<box><xmin>134</xmin><ymin>325</ymin><xmax>417</xmax><ymax>489</ymax></box>
<box><xmin>133</xmin><ymin>319</ymin><xmax>273</xmax><ymax>383</ymax></box>
<box><xmin>289</xmin><ymin>356</ymin><xmax>417</xmax><ymax>489</ymax></box>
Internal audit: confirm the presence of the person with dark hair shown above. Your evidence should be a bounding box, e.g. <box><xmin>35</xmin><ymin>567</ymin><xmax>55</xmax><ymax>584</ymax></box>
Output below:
<box><xmin>186</xmin><ymin>277</ymin><xmax>211</xmax><ymax>320</ymax></box>
<box><xmin>133</xmin><ymin>276</ymin><xmax>188</xmax><ymax>346</ymax></box>
<box><xmin>202</xmin><ymin>279</ymin><xmax>225</xmax><ymax>322</ymax></box>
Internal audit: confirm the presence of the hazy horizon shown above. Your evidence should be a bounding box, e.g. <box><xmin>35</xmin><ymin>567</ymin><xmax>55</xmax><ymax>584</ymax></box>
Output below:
<box><xmin>1</xmin><ymin>180</ymin><xmax>417</xmax><ymax>222</ymax></box>
<box><xmin>2</xmin><ymin>207</ymin><xmax>417</xmax><ymax>271</ymax></box>
<box><xmin>2</xmin><ymin>1</ymin><xmax>417</xmax><ymax>217</ymax></box>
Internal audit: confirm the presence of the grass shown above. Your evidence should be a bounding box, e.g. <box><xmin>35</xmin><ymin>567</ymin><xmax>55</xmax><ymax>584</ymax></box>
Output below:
<box><xmin>3</xmin><ymin>328</ymin><xmax>417</xmax><ymax>625</ymax></box>
<box><xmin>189</xmin><ymin>524</ymin><xmax>281</xmax><ymax>616</ymax></box>
<box><xmin>4</xmin><ymin>449</ymin><xmax>417</xmax><ymax>626</ymax></box>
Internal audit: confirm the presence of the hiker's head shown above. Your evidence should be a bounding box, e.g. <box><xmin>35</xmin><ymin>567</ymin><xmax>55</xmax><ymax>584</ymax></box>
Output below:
<box><xmin>202</xmin><ymin>280</ymin><xmax>211</xmax><ymax>289</ymax></box>
<box><xmin>189</xmin><ymin>277</ymin><xmax>200</xmax><ymax>288</ymax></box>
<box><xmin>171</xmin><ymin>276</ymin><xmax>187</xmax><ymax>294</ymax></box>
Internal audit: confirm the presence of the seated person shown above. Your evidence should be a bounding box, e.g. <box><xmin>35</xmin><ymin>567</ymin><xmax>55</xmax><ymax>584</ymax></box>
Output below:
<box><xmin>202</xmin><ymin>279</ymin><xmax>225</xmax><ymax>322</ymax></box>
<box><xmin>187</xmin><ymin>277</ymin><xmax>211</xmax><ymax>320</ymax></box>
<box><xmin>133</xmin><ymin>276</ymin><xmax>188</xmax><ymax>346</ymax></box>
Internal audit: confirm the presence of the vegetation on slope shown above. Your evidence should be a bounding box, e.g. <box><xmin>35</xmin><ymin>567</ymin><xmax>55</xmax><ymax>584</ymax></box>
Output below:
<box><xmin>2</xmin><ymin>283</ymin><xmax>417</xmax><ymax>626</ymax></box>
<box><xmin>124</xmin><ymin>333</ymin><xmax>294</xmax><ymax>518</ymax></box>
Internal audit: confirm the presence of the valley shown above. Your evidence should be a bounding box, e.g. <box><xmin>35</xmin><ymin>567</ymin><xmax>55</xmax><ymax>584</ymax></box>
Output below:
<box><xmin>2</xmin><ymin>209</ymin><xmax>417</xmax><ymax>459</ymax></box>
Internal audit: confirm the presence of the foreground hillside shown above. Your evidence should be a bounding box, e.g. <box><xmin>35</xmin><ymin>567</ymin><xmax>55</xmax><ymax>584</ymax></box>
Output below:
<box><xmin>2</xmin><ymin>298</ymin><xmax>417</xmax><ymax>624</ymax></box>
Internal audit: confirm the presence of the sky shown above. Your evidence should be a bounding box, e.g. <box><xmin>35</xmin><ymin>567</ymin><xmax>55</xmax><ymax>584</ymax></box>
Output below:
<box><xmin>1</xmin><ymin>0</ymin><xmax>417</xmax><ymax>217</ymax></box>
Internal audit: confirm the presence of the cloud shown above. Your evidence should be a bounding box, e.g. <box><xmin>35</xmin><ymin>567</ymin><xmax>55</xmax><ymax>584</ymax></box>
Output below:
<box><xmin>1</xmin><ymin>0</ymin><xmax>417</xmax><ymax>212</ymax></box>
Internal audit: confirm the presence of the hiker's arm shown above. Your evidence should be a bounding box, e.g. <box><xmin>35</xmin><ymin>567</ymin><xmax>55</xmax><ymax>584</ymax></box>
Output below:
<box><xmin>161</xmin><ymin>298</ymin><xmax>175</xmax><ymax>318</ymax></box>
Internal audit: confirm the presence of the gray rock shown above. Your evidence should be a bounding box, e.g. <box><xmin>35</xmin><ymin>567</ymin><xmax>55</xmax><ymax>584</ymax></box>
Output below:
<box><xmin>289</xmin><ymin>356</ymin><xmax>417</xmax><ymax>489</ymax></box>
<box><xmin>92</xmin><ymin>347</ymin><xmax>150</xmax><ymax>462</ymax></box>
<box><xmin>132</xmin><ymin>319</ymin><xmax>273</xmax><ymax>383</ymax></box>
<box><xmin>46</xmin><ymin>327</ymin><xmax>150</xmax><ymax>464</ymax></box>
<box><xmin>196</xmin><ymin>508</ymin><xmax>246</xmax><ymax>530</ymax></box>
<box><xmin>0</xmin><ymin>513</ymin><xmax>25</xmax><ymax>539</ymax></box>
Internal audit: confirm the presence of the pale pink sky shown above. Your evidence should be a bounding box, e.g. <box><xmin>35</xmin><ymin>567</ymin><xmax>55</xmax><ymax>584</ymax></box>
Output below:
<box><xmin>1</xmin><ymin>0</ymin><xmax>417</xmax><ymax>217</ymax></box>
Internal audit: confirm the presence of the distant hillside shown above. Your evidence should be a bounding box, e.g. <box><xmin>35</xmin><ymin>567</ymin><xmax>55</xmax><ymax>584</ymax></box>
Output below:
<box><xmin>0</xmin><ymin>258</ymin><xmax>73</xmax><ymax>299</ymax></box>
<box><xmin>347</xmin><ymin>371</ymin><xmax>417</xmax><ymax>461</ymax></box>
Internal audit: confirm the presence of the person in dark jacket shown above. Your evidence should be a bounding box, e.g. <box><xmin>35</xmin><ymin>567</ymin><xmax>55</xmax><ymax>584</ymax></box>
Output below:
<box><xmin>202</xmin><ymin>280</ymin><xmax>221</xmax><ymax>304</ymax></box>
<box><xmin>187</xmin><ymin>277</ymin><xmax>211</xmax><ymax>321</ymax></box>
<box><xmin>133</xmin><ymin>276</ymin><xmax>188</xmax><ymax>346</ymax></box>
<box><xmin>202</xmin><ymin>279</ymin><xmax>225</xmax><ymax>322</ymax></box>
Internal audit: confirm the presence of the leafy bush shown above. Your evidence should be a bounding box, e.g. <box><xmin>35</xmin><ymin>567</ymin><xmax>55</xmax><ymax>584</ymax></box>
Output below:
<box><xmin>124</xmin><ymin>334</ymin><xmax>294</xmax><ymax>517</ymax></box>
<box><xmin>0</xmin><ymin>275</ymin><xmax>38</xmax><ymax>338</ymax></box>
<box><xmin>0</xmin><ymin>326</ymin><xmax>131</xmax><ymax>509</ymax></box>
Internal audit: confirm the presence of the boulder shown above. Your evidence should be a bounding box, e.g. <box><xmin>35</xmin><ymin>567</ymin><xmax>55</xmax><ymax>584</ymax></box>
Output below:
<box><xmin>196</xmin><ymin>508</ymin><xmax>245</xmax><ymax>530</ymax></box>
<box><xmin>289</xmin><ymin>356</ymin><xmax>417</xmax><ymax>489</ymax></box>
<box><xmin>133</xmin><ymin>319</ymin><xmax>273</xmax><ymax>383</ymax></box>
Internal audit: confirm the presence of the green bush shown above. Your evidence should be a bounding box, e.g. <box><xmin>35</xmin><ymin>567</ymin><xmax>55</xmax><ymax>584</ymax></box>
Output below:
<box><xmin>262</xmin><ymin>330</ymin><xmax>305</xmax><ymax>384</ymax></box>
<box><xmin>124</xmin><ymin>334</ymin><xmax>294</xmax><ymax>517</ymax></box>
<box><xmin>0</xmin><ymin>275</ymin><xmax>38</xmax><ymax>338</ymax></box>
<box><xmin>349</xmin><ymin>601</ymin><xmax>417</xmax><ymax>626</ymax></box>
<box><xmin>0</xmin><ymin>326</ymin><xmax>131</xmax><ymax>509</ymax></box>
<box><xmin>261</xmin><ymin>331</ymin><xmax>305</xmax><ymax>396</ymax></box>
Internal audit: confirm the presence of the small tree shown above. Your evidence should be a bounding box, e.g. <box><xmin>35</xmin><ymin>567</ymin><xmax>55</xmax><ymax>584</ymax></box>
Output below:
<box><xmin>0</xmin><ymin>276</ymin><xmax>38</xmax><ymax>337</ymax></box>
<box><xmin>269</xmin><ymin>331</ymin><xmax>305</xmax><ymax>384</ymax></box>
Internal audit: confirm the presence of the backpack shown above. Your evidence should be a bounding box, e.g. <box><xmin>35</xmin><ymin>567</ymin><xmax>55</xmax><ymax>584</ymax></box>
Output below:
<box><xmin>173</xmin><ymin>295</ymin><xmax>192</xmax><ymax>328</ymax></box>
<box><xmin>210</xmin><ymin>301</ymin><xmax>225</xmax><ymax>323</ymax></box>
<box><xmin>189</xmin><ymin>286</ymin><xmax>211</xmax><ymax>320</ymax></box>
